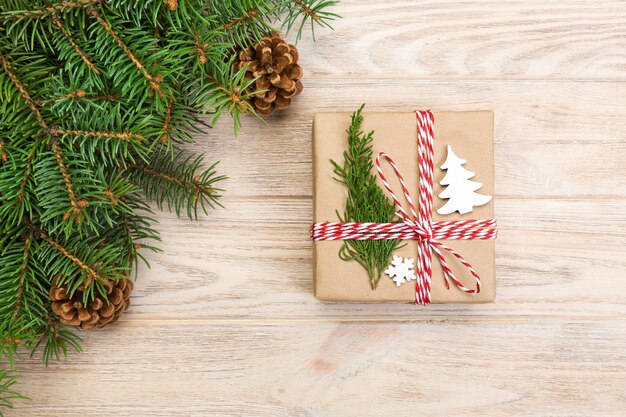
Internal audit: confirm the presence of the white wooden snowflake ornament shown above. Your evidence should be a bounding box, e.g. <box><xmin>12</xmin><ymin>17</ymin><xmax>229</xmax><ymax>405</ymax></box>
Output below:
<box><xmin>384</xmin><ymin>255</ymin><xmax>417</xmax><ymax>286</ymax></box>
<box><xmin>437</xmin><ymin>145</ymin><xmax>492</xmax><ymax>215</ymax></box>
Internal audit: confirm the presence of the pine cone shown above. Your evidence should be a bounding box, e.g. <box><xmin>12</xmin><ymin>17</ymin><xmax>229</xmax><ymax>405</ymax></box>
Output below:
<box><xmin>50</xmin><ymin>278</ymin><xmax>133</xmax><ymax>331</ymax></box>
<box><xmin>236</xmin><ymin>33</ymin><xmax>303</xmax><ymax>116</ymax></box>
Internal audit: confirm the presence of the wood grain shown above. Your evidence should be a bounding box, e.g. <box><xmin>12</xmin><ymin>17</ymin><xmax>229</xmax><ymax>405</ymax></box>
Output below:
<box><xmin>205</xmin><ymin>79</ymin><xmax>626</xmax><ymax>197</ymax></box>
<box><xmin>8</xmin><ymin>1</ymin><xmax>626</xmax><ymax>416</ymax></box>
<box><xmin>296</xmin><ymin>0</ymin><xmax>626</xmax><ymax>79</ymax></box>
<box><xmin>14</xmin><ymin>320</ymin><xmax>626</xmax><ymax>417</ymax></box>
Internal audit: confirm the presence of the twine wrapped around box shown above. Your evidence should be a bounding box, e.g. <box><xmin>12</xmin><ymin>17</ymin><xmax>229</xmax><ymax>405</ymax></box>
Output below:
<box><xmin>311</xmin><ymin>111</ymin><xmax>498</xmax><ymax>305</ymax></box>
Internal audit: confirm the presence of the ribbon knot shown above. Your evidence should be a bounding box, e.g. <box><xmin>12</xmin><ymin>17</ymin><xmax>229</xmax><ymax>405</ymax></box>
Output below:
<box><xmin>311</xmin><ymin>110</ymin><xmax>497</xmax><ymax>305</ymax></box>
<box><xmin>404</xmin><ymin>219</ymin><xmax>431</xmax><ymax>242</ymax></box>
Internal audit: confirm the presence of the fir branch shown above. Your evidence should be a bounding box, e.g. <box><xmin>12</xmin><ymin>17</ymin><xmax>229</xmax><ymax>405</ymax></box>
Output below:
<box><xmin>0</xmin><ymin>143</ymin><xmax>38</xmax><ymax>227</ymax></box>
<box><xmin>0</xmin><ymin>54</ymin><xmax>47</xmax><ymax>131</ymax></box>
<box><xmin>36</xmin><ymin>228</ymin><xmax>103</xmax><ymax>285</ymax></box>
<box><xmin>0</xmin><ymin>53</ymin><xmax>83</xmax><ymax>222</ymax></box>
<box><xmin>331</xmin><ymin>104</ymin><xmax>400</xmax><ymax>289</ymax></box>
<box><xmin>207</xmin><ymin>75</ymin><xmax>251</xmax><ymax>113</ymax></box>
<box><xmin>128</xmin><ymin>151</ymin><xmax>226</xmax><ymax>219</ymax></box>
<box><xmin>0</xmin><ymin>224</ymin><xmax>51</xmax><ymax>363</ymax></box>
<box><xmin>10</xmin><ymin>232</ymin><xmax>33</xmax><ymax>321</ymax></box>
<box><xmin>51</xmin><ymin>15</ymin><xmax>100</xmax><ymax>75</ymax></box>
<box><xmin>0</xmin><ymin>2</ymin><xmax>339</xmax><ymax>412</ymax></box>
<box><xmin>87</xmin><ymin>7</ymin><xmax>165</xmax><ymax>98</ymax></box>
<box><xmin>17</xmin><ymin>151</ymin><xmax>35</xmax><ymax>204</ymax></box>
<box><xmin>271</xmin><ymin>0</ymin><xmax>340</xmax><ymax>41</ymax></box>
<box><xmin>0</xmin><ymin>228</ymin><xmax>36</xmax><ymax>342</ymax></box>
<box><xmin>0</xmin><ymin>0</ymin><xmax>101</xmax><ymax>22</ymax></box>
<box><xmin>35</xmin><ymin>90</ymin><xmax>122</xmax><ymax>106</ymax></box>
<box><xmin>197</xmin><ymin>67</ymin><xmax>257</xmax><ymax>134</ymax></box>
<box><xmin>208</xmin><ymin>0</ymin><xmax>273</xmax><ymax>48</ymax></box>
<box><xmin>37</xmin><ymin>89</ymin><xmax>87</xmax><ymax>105</ymax></box>
<box><xmin>49</xmin><ymin>140</ymin><xmax>86</xmax><ymax>223</ymax></box>
<box><xmin>33</xmin><ymin>316</ymin><xmax>82</xmax><ymax>365</ymax></box>
<box><xmin>192</xmin><ymin>31</ymin><xmax>209</xmax><ymax>65</ymax></box>
<box><xmin>50</xmin><ymin>128</ymin><xmax>145</xmax><ymax>142</ymax></box>
<box><xmin>161</xmin><ymin>95</ymin><xmax>174</xmax><ymax>144</ymax></box>
<box><xmin>294</xmin><ymin>0</ymin><xmax>320</xmax><ymax>21</ymax></box>
<box><xmin>33</xmin><ymin>226</ymin><xmax>129</xmax><ymax>301</ymax></box>
<box><xmin>0</xmin><ymin>367</ymin><xmax>28</xmax><ymax>415</ymax></box>
<box><xmin>223</xmin><ymin>8</ymin><xmax>260</xmax><ymax>30</ymax></box>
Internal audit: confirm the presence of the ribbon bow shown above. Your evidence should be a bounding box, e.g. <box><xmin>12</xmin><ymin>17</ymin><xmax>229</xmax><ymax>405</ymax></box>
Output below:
<box><xmin>312</xmin><ymin>110</ymin><xmax>497</xmax><ymax>305</ymax></box>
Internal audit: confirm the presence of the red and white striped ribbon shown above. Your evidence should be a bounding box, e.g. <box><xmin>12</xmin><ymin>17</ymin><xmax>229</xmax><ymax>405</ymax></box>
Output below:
<box><xmin>311</xmin><ymin>110</ymin><xmax>498</xmax><ymax>305</ymax></box>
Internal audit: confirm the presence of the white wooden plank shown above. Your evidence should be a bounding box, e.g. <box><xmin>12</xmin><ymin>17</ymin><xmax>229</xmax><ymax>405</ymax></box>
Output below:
<box><xmin>295</xmin><ymin>0</ymin><xmax>626</xmax><ymax>79</ymax></box>
<box><xmin>12</xmin><ymin>320</ymin><xmax>626</xmax><ymax>417</ymax></box>
<box><xmin>201</xmin><ymin>80</ymin><xmax>626</xmax><ymax>197</ymax></box>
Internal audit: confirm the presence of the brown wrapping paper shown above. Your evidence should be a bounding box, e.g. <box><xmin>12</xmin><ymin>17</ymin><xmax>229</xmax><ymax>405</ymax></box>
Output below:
<box><xmin>313</xmin><ymin>111</ymin><xmax>495</xmax><ymax>303</ymax></box>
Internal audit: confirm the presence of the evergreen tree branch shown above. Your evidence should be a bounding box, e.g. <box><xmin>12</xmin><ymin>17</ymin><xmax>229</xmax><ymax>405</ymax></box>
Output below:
<box><xmin>207</xmin><ymin>0</ymin><xmax>274</xmax><ymax>48</ymax></box>
<box><xmin>0</xmin><ymin>54</ymin><xmax>86</xmax><ymax>222</ymax></box>
<box><xmin>196</xmin><ymin>66</ymin><xmax>258</xmax><ymax>134</ymax></box>
<box><xmin>35</xmin><ymin>90</ymin><xmax>121</xmax><ymax>106</ymax></box>
<box><xmin>1</xmin><ymin>2</ymin><xmax>339</xmax><ymax>412</ymax></box>
<box><xmin>0</xmin><ymin>367</ymin><xmax>28</xmax><ymax>415</ymax></box>
<box><xmin>206</xmin><ymin>75</ymin><xmax>251</xmax><ymax>113</ymax></box>
<box><xmin>50</xmin><ymin>128</ymin><xmax>145</xmax><ymax>143</ymax></box>
<box><xmin>128</xmin><ymin>151</ymin><xmax>226</xmax><ymax>219</ymax></box>
<box><xmin>37</xmin><ymin>89</ymin><xmax>88</xmax><ymax>105</ymax></box>
<box><xmin>271</xmin><ymin>0</ymin><xmax>340</xmax><ymax>41</ymax></box>
<box><xmin>0</xmin><ymin>54</ymin><xmax>47</xmax><ymax>131</ymax></box>
<box><xmin>0</xmin><ymin>141</ymin><xmax>39</xmax><ymax>226</ymax></box>
<box><xmin>223</xmin><ymin>7</ymin><xmax>260</xmax><ymax>30</ymax></box>
<box><xmin>0</xmin><ymin>0</ymin><xmax>101</xmax><ymax>22</ymax></box>
<box><xmin>192</xmin><ymin>30</ymin><xmax>209</xmax><ymax>65</ymax></box>
<box><xmin>130</xmin><ymin>165</ymin><xmax>204</xmax><ymax>193</ymax></box>
<box><xmin>51</xmin><ymin>15</ymin><xmax>100</xmax><ymax>75</ymax></box>
<box><xmin>0</xmin><ymin>52</ymin><xmax>84</xmax><ymax>217</ymax></box>
<box><xmin>10</xmin><ymin>232</ymin><xmax>33</xmax><ymax>322</ymax></box>
<box><xmin>161</xmin><ymin>95</ymin><xmax>174</xmax><ymax>144</ymax></box>
<box><xmin>49</xmin><ymin>140</ymin><xmax>85</xmax><ymax>222</ymax></box>
<box><xmin>33</xmin><ymin>316</ymin><xmax>82</xmax><ymax>365</ymax></box>
<box><xmin>17</xmin><ymin>149</ymin><xmax>36</xmax><ymax>209</ymax></box>
<box><xmin>87</xmin><ymin>7</ymin><xmax>164</xmax><ymax>98</ymax></box>
<box><xmin>35</xmin><ymin>228</ymin><xmax>104</xmax><ymax>284</ymax></box>
<box><xmin>294</xmin><ymin>0</ymin><xmax>320</xmax><ymax>21</ymax></box>
<box><xmin>0</xmin><ymin>228</ymin><xmax>37</xmax><ymax>348</ymax></box>
<box><xmin>1</xmin><ymin>224</ymin><xmax>51</xmax><ymax>363</ymax></box>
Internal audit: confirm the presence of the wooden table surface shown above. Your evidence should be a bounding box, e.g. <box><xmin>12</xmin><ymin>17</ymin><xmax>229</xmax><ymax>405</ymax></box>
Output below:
<box><xmin>11</xmin><ymin>1</ymin><xmax>626</xmax><ymax>416</ymax></box>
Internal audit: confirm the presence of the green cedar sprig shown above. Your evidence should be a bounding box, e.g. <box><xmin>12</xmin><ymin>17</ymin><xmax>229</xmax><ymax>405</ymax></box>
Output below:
<box><xmin>331</xmin><ymin>104</ymin><xmax>401</xmax><ymax>289</ymax></box>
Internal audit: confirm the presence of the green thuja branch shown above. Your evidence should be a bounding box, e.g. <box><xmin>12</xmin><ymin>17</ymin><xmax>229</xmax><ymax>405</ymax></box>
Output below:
<box><xmin>331</xmin><ymin>104</ymin><xmax>400</xmax><ymax>289</ymax></box>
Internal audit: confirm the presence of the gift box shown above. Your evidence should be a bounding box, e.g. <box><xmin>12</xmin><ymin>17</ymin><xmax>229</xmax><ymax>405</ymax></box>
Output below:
<box><xmin>312</xmin><ymin>110</ymin><xmax>496</xmax><ymax>303</ymax></box>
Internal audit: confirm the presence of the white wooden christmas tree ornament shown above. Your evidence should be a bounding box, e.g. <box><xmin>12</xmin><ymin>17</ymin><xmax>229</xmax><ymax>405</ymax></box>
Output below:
<box><xmin>437</xmin><ymin>145</ymin><xmax>492</xmax><ymax>215</ymax></box>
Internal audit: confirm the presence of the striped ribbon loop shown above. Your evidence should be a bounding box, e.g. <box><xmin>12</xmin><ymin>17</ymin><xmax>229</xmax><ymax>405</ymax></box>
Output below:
<box><xmin>311</xmin><ymin>110</ymin><xmax>497</xmax><ymax>305</ymax></box>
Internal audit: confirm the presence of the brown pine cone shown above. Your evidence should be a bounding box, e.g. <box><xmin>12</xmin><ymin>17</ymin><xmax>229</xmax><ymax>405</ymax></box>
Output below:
<box><xmin>50</xmin><ymin>278</ymin><xmax>133</xmax><ymax>331</ymax></box>
<box><xmin>235</xmin><ymin>33</ymin><xmax>303</xmax><ymax>116</ymax></box>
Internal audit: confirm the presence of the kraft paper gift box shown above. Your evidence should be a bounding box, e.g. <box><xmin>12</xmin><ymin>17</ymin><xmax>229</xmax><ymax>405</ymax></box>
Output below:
<box><xmin>312</xmin><ymin>110</ymin><xmax>495</xmax><ymax>303</ymax></box>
